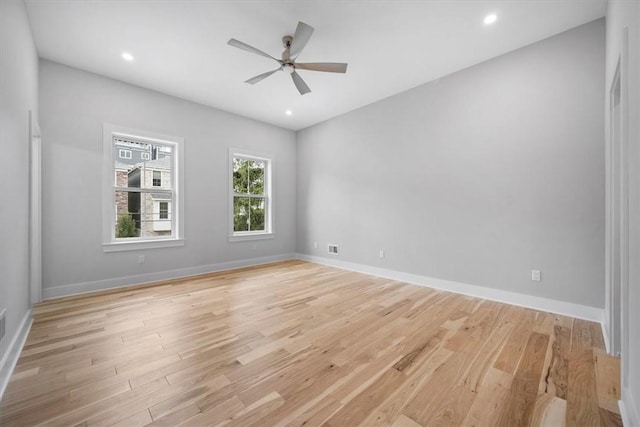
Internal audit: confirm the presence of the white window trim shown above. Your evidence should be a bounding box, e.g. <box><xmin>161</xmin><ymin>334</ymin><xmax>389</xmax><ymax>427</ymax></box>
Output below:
<box><xmin>228</xmin><ymin>147</ymin><xmax>275</xmax><ymax>242</ymax></box>
<box><xmin>103</xmin><ymin>123</ymin><xmax>185</xmax><ymax>252</ymax></box>
<box><xmin>141</xmin><ymin>152</ymin><xmax>150</xmax><ymax>160</ymax></box>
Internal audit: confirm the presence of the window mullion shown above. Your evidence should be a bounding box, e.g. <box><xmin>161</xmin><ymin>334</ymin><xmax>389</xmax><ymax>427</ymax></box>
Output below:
<box><xmin>114</xmin><ymin>186</ymin><xmax>173</xmax><ymax>194</ymax></box>
<box><xmin>233</xmin><ymin>192</ymin><xmax>263</xmax><ymax>198</ymax></box>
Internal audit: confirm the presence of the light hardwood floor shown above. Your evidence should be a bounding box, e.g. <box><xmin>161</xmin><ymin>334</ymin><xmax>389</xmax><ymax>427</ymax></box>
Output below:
<box><xmin>0</xmin><ymin>260</ymin><xmax>621</xmax><ymax>426</ymax></box>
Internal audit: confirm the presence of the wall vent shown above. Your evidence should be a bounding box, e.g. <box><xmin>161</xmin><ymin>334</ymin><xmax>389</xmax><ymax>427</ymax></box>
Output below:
<box><xmin>328</xmin><ymin>244</ymin><xmax>339</xmax><ymax>255</ymax></box>
<box><xmin>0</xmin><ymin>309</ymin><xmax>6</xmax><ymax>343</ymax></box>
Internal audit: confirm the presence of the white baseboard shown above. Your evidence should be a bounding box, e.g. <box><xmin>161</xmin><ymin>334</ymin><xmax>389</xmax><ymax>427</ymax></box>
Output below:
<box><xmin>42</xmin><ymin>253</ymin><xmax>296</xmax><ymax>300</ymax></box>
<box><xmin>620</xmin><ymin>387</ymin><xmax>639</xmax><ymax>427</ymax></box>
<box><xmin>0</xmin><ymin>310</ymin><xmax>33</xmax><ymax>402</ymax></box>
<box><xmin>296</xmin><ymin>254</ymin><xmax>604</xmax><ymax>323</ymax></box>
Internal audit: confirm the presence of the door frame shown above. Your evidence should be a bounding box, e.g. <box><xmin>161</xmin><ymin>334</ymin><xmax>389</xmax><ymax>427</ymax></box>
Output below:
<box><xmin>29</xmin><ymin>110</ymin><xmax>42</xmax><ymax>306</ymax></box>
<box><xmin>605</xmin><ymin>28</ymin><xmax>629</xmax><ymax>363</ymax></box>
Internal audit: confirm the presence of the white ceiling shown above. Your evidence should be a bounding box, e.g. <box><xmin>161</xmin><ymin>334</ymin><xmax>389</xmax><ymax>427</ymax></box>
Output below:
<box><xmin>25</xmin><ymin>1</ymin><xmax>606</xmax><ymax>131</ymax></box>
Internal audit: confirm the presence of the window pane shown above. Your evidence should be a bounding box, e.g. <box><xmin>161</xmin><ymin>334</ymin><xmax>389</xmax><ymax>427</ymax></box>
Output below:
<box><xmin>115</xmin><ymin>190</ymin><xmax>140</xmax><ymax>238</ymax></box>
<box><xmin>248</xmin><ymin>160</ymin><xmax>265</xmax><ymax>195</ymax></box>
<box><xmin>114</xmin><ymin>191</ymin><xmax>173</xmax><ymax>238</ymax></box>
<box><xmin>113</xmin><ymin>139</ymin><xmax>146</xmax><ymax>186</ymax></box>
<box><xmin>249</xmin><ymin>197</ymin><xmax>265</xmax><ymax>231</ymax></box>
<box><xmin>233</xmin><ymin>196</ymin><xmax>250</xmax><ymax>232</ymax></box>
<box><xmin>113</xmin><ymin>137</ymin><xmax>172</xmax><ymax>190</ymax></box>
<box><xmin>233</xmin><ymin>158</ymin><xmax>249</xmax><ymax>194</ymax></box>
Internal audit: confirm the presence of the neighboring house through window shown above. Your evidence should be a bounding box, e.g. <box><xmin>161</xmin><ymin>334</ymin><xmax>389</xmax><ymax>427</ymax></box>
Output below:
<box><xmin>103</xmin><ymin>123</ymin><xmax>184</xmax><ymax>251</ymax></box>
<box><xmin>119</xmin><ymin>149</ymin><xmax>132</xmax><ymax>159</ymax></box>
<box><xmin>229</xmin><ymin>148</ymin><xmax>273</xmax><ymax>241</ymax></box>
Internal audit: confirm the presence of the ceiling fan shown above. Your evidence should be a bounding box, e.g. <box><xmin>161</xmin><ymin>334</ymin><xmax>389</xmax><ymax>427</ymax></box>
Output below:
<box><xmin>227</xmin><ymin>21</ymin><xmax>348</xmax><ymax>95</ymax></box>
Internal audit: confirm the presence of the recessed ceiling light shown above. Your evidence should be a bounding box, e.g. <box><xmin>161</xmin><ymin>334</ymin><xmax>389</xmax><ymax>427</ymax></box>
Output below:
<box><xmin>121</xmin><ymin>52</ymin><xmax>134</xmax><ymax>62</ymax></box>
<box><xmin>484</xmin><ymin>14</ymin><xmax>497</xmax><ymax>25</ymax></box>
<box><xmin>285</xmin><ymin>110</ymin><xmax>293</xmax><ymax>116</ymax></box>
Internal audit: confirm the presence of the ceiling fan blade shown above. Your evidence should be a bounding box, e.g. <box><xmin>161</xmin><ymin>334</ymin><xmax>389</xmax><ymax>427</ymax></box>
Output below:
<box><xmin>295</xmin><ymin>62</ymin><xmax>348</xmax><ymax>73</ymax></box>
<box><xmin>291</xmin><ymin>71</ymin><xmax>311</xmax><ymax>95</ymax></box>
<box><xmin>289</xmin><ymin>21</ymin><xmax>314</xmax><ymax>58</ymax></box>
<box><xmin>245</xmin><ymin>68</ymin><xmax>281</xmax><ymax>85</ymax></box>
<box><xmin>227</xmin><ymin>38</ymin><xmax>281</xmax><ymax>63</ymax></box>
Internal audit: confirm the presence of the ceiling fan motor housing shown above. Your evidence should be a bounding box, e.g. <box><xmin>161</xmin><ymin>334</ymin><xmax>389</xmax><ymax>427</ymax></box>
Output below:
<box><xmin>282</xmin><ymin>63</ymin><xmax>295</xmax><ymax>74</ymax></box>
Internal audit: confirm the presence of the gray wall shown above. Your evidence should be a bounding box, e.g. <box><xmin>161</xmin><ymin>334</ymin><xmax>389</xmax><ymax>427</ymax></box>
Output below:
<box><xmin>606</xmin><ymin>1</ymin><xmax>640</xmax><ymax>424</ymax></box>
<box><xmin>0</xmin><ymin>0</ymin><xmax>39</xmax><ymax>375</ymax></box>
<box><xmin>296</xmin><ymin>19</ymin><xmax>605</xmax><ymax>308</ymax></box>
<box><xmin>39</xmin><ymin>60</ymin><xmax>296</xmax><ymax>292</ymax></box>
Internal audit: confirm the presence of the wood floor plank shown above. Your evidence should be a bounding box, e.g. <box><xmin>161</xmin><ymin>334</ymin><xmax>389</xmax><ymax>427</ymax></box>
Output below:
<box><xmin>593</xmin><ymin>347</ymin><xmax>621</xmax><ymax>415</ymax></box>
<box><xmin>530</xmin><ymin>392</ymin><xmax>567</xmax><ymax>427</ymax></box>
<box><xmin>391</xmin><ymin>414</ymin><xmax>423</xmax><ymax>427</ymax></box>
<box><xmin>493</xmin><ymin>308</ymin><xmax>537</xmax><ymax>375</ymax></box>
<box><xmin>462</xmin><ymin>367</ymin><xmax>513</xmax><ymax>426</ymax></box>
<box><xmin>544</xmin><ymin>322</ymin><xmax>572</xmax><ymax>399</ymax></box>
<box><xmin>401</xmin><ymin>350</ymin><xmax>476</xmax><ymax>424</ymax></box>
<box><xmin>599</xmin><ymin>407</ymin><xmax>623</xmax><ymax>427</ymax></box>
<box><xmin>496</xmin><ymin>332</ymin><xmax>550</xmax><ymax>426</ymax></box>
<box><xmin>0</xmin><ymin>260</ymin><xmax>619</xmax><ymax>426</ymax></box>
<box><xmin>324</xmin><ymin>367</ymin><xmax>407</xmax><ymax>426</ymax></box>
<box><xmin>566</xmin><ymin>350</ymin><xmax>600</xmax><ymax>427</ymax></box>
<box><xmin>283</xmin><ymin>395</ymin><xmax>342</xmax><ymax>427</ymax></box>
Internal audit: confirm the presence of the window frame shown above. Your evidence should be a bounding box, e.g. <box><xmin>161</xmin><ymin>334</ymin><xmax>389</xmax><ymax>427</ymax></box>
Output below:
<box><xmin>102</xmin><ymin>123</ymin><xmax>185</xmax><ymax>252</ymax></box>
<box><xmin>228</xmin><ymin>148</ymin><xmax>274</xmax><ymax>242</ymax></box>
<box><xmin>119</xmin><ymin>149</ymin><xmax>132</xmax><ymax>159</ymax></box>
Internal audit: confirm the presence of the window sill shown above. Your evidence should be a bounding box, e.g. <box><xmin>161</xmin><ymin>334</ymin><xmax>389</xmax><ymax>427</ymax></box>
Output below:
<box><xmin>228</xmin><ymin>232</ymin><xmax>275</xmax><ymax>242</ymax></box>
<box><xmin>103</xmin><ymin>238</ymin><xmax>185</xmax><ymax>252</ymax></box>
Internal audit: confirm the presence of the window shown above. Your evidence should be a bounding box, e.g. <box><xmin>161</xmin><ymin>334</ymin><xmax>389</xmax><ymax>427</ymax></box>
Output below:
<box><xmin>103</xmin><ymin>123</ymin><xmax>184</xmax><ymax>252</ymax></box>
<box><xmin>229</xmin><ymin>148</ymin><xmax>273</xmax><ymax>240</ymax></box>
<box><xmin>141</xmin><ymin>152</ymin><xmax>150</xmax><ymax>161</ymax></box>
<box><xmin>119</xmin><ymin>149</ymin><xmax>132</xmax><ymax>159</ymax></box>
<box><xmin>159</xmin><ymin>201</ymin><xmax>169</xmax><ymax>219</ymax></box>
<box><xmin>153</xmin><ymin>170</ymin><xmax>162</xmax><ymax>187</ymax></box>
<box><xmin>152</xmin><ymin>200</ymin><xmax>171</xmax><ymax>231</ymax></box>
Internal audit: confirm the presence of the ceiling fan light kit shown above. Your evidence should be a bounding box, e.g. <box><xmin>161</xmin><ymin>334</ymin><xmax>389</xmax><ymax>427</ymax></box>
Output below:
<box><xmin>227</xmin><ymin>21</ymin><xmax>348</xmax><ymax>95</ymax></box>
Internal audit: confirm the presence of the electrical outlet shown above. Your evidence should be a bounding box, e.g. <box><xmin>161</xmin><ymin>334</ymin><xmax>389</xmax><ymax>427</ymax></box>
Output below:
<box><xmin>314</xmin><ymin>242</ymin><xmax>318</xmax><ymax>249</ymax></box>
<box><xmin>379</xmin><ymin>250</ymin><xmax>385</xmax><ymax>259</ymax></box>
<box><xmin>531</xmin><ymin>270</ymin><xmax>541</xmax><ymax>281</ymax></box>
<box><xmin>138</xmin><ymin>255</ymin><xmax>145</xmax><ymax>264</ymax></box>
<box><xmin>328</xmin><ymin>244</ymin><xmax>339</xmax><ymax>255</ymax></box>
<box><xmin>0</xmin><ymin>309</ymin><xmax>6</xmax><ymax>343</ymax></box>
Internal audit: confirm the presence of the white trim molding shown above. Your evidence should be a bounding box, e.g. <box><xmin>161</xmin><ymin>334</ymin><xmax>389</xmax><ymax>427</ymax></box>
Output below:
<box><xmin>296</xmin><ymin>254</ymin><xmax>605</xmax><ymax>323</ymax></box>
<box><xmin>0</xmin><ymin>310</ymin><xmax>33</xmax><ymax>402</ymax></box>
<box><xmin>620</xmin><ymin>387</ymin><xmax>639</xmax><ymax>427</ymax></box>
<box><xmin>42</xmin><ymin>253</ymin><xmax>296</xmax><ymax>300</ymax></box>
<box><xmin>228</xmin><ymin>147</ymin><xmax>274</xmax><ymax>241</ymax></box>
